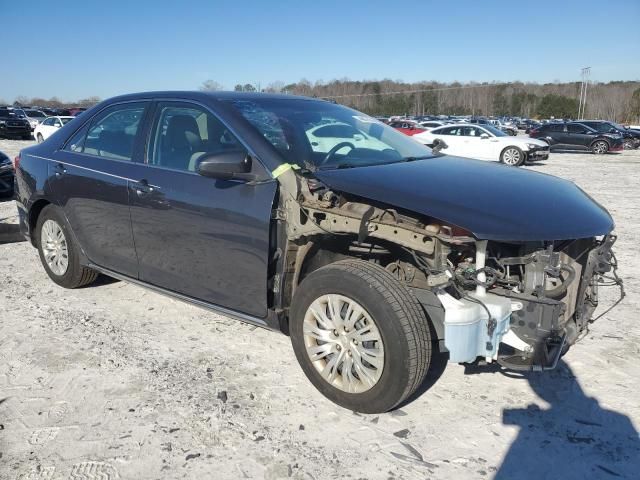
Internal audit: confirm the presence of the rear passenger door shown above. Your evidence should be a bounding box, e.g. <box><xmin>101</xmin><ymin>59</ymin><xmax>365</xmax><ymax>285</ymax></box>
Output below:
<box><xmin>48</xmin><ymin>102</ymin><xmax>150</xmax><ymax>277</ymax></box>
<box><xmin>566</xmin><ymin>123</ymin><xmax>593</xmax><ymax>149</ymax></box>
<box><xmin>540</xmin><ymin>124</ymin><xmax>565</xmax><ymax>148</ymax></box>
<box><xmin>129</xmin><ymin>101</ymin><xmax>277</xmax><ymax>318</ymax></box>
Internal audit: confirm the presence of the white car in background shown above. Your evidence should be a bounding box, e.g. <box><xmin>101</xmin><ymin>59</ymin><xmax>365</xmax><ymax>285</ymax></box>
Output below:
<box><xmin>305</xmin><ymin>122</ymin><xmax>389</xmax><ymax>154</ymax></box>
<box><xmin>413</xmin><ymin>124</ymin><xmax>549</xmax><ymax>166</ymax></box>
<box><xmin>33</xmin><ymin>116</ymin><xmax>74</xmax><ymax>143</ymax></box>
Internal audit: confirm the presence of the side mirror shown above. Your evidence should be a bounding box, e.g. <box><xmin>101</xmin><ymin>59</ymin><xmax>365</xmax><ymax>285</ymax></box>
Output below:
<box><xmin>480</xmin><ymin>133</ymin><xmax>490</xmax><ymax>139</ymax></box>
<box><xmin>196</xmin><ymin>151</ymin><xmax>256</xmax><ymax>181</ymax></box>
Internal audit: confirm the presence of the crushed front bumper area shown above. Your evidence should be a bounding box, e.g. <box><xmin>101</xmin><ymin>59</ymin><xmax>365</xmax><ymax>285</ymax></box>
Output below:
<box><xmin>435</xmin><ymin>235</ymin><xmax>618</xmax><ymax>371</ymax></box>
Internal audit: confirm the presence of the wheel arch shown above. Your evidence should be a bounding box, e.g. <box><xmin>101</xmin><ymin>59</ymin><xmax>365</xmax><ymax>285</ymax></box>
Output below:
<box><xmin>28</xmin><ymin>199</ymin><xmax>52</xmax><ymax>246</ymax></box>
<box><xmin>590</xmin><ymin>137</ymin><xmax>610</xmax><ymax>148</ymax></box>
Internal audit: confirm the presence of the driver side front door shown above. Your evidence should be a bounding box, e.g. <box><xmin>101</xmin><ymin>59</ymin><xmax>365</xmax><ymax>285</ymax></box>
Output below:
<box><xmin>129</xmin><ymin>100</ymin><xmax>278</xmax><ymax>318</ymax></box>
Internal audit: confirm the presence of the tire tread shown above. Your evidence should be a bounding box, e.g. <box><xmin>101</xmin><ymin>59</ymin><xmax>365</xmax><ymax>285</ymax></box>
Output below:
<box><xmin>317</xmin><ymin>259</ymin><xmax>431</xmax><ymax>409</ymax></box>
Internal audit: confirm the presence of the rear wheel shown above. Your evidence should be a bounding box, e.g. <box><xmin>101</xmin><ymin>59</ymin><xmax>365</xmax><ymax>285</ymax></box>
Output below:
<box><xmin>500</xmin><ymin>146</ymin><xmax>525</xmax><ymax>166</ymax></box>
<box><xmin>36</xmin><ymin>205</ymin><xmax>98</xmax><ymax>288</ymax></box>
<box><xmin>591</xmin><ymin>140</ymin><xmax>609</xmax><ymax>154</ymax></box>
<box><xmin>289</xmin><ymin>259</ymin><xmax>431</xmax><ymax>413</ymax></box>
<box><xmin>37</xmin><ymin>133</ymin><xmax>44</xmax><ymax>143</ymax></box>
<box><xmin>623</xmin><ymin>139</ymin><xmax>634</xmax><ymax>150</ymax></box>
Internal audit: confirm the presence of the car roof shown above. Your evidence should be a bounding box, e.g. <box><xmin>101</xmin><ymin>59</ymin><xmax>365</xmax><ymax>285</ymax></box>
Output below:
<box><xmin>432</xmin><ymin>123</ymin><xmax>485</xmax><ymax>129</ymax></box>
<box><xmin>102</xmin><ymin>90</ymin><xmax>321</xmax><ymax>105</ymax></box>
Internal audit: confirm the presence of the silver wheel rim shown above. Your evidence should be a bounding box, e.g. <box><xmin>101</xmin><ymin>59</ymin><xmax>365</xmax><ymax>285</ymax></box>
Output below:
<box><xmin>503</xmin><ymin>148</ymin><xmax>521</xmax><ymax>165</ymax></box>
<box><xmin>303</xmin><ymin>294</ymin><xmax>384</xmax><ymax>393</ymax></box>
<box><xmin>41</xmin><ymin>219</ymin><xmax>69</xmax><ymax>276</ymax></box>
<box><xmin>594</xmin><ymin>142</ymin><xmax>607</xmax><ymax>154</ymax></box>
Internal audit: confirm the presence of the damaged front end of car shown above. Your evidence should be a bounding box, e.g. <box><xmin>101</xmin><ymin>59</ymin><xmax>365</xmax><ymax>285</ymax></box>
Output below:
<box><xmin>271</xmin><ymin>165</ymin><xmax>622</xmax><ymax>372</ymax></box>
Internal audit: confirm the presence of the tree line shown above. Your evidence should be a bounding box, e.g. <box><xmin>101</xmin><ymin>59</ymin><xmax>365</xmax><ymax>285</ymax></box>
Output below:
<box><xmin>204</xmin><ymin>78</ymin><xmax>640</xmax><ymax>122</ymax></box>
<box><xmin>5</xmin><ymin>79</ymin><xmax>640</xmax><ymax>123</ymax></box>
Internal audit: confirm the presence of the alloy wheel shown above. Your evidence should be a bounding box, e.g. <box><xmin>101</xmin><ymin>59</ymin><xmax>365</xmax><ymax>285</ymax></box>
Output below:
<box><xmin>502</xmin><ymin>148</ymin><xmax>521</xmax><ymax>165</ymax></box>
<box><xmin>593</xmin><ymin>141</ymin><xmax>608</xmax><ymax>154</ymax></box>
<box><xmin>303</xmin><ymin>294</ymin><xmax>384</xmax><ymax>393</ymax></box>
<box><xmin>40</xmin><ymin>219</ymin><xmax>69</xmax><ymax>276</ymax></box>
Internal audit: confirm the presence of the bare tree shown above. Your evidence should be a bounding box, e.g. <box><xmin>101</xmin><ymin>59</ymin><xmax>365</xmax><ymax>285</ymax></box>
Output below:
<box><xmin>199</xmin><ymin>80</ymin><xmax>224</xmax><ymax>91</ymax></box>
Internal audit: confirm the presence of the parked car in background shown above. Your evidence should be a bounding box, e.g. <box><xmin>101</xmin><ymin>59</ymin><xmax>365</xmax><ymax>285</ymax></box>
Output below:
<box><xmin>14</xmin><ymin>91</ymin><xmax>617</xmax><ymax>413</ymax></box>
<box><xmin>0</xmin><ymin>150</ymin><xmax>15</xmax><ymax>197</ymax></box>
<box><xmin>69</xmin><ymin>107</ymin><xmax>87</xmax><ymax>116</ymax></box>
<box><xmin>529</xmin><ymin>122</ymin><xmax>624</xmax><ymax>154</ymax></box>
<box><xmin>23</xmin><ymin>109</ymin><xmax>48</xmax><ymax>131</ymax></box>
<box><xmin>580</xmin><ymin>120</ymin><xmax>640</xmax><ymax>150</ymax></box>
<box><xmin>0</xmin><ymin>108</ymin><xmax>32</xmax><ymax>139</ymax></box>
<box><xmin>33</xmin><ymin>116</ymin><xmax>74</xmax><ymax>142</ymax></box>
<box><xmin>389</xmin><ymin>120</ymin><xmax>427</xmax><ymax>136</ymax></box>
<box><xmin>305</xmin><ymin>122</ymin><xmax>389</xmax><ymax>155</ymax></box>
<box><xmin>468</xmin><ymin>118</ymin><xmax>516</xmax><ymax>136</ymax></box>
<box><xmin>414</xmin><ymin>124</ymin><xmax>548</xmax><ymax>166</ymax></box>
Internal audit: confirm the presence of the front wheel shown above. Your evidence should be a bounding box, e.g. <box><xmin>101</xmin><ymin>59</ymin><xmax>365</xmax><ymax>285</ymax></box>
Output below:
<box><xmin>591</xmin><ymin>140</ymin><xmax>609</xmax><ymax>154</ymax></box>
<box><xmin>37</xmin><ymin>133</ymin><xmax>44</xmax><ymax>143</ymax></box>
<box><xmin>289</xmin><ymin>259</ymin><xmax>432</xmax><ymax>413</ymax></box>
<box><xmin>36</xmin><ymin>205</ymin><xmax>98</xmax><ymax>288</ymax></box>
<box><xmin>500</xmin><ymin>146</ymin><xmax>525</xmax><ymax>166</ymax></box>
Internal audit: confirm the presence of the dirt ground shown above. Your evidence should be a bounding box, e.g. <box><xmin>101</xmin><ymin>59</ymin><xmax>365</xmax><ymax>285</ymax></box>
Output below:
<box><xmin>1</xmin><ymin>137</ymin><xmax>639</xmax><ymax>480</ymax></box>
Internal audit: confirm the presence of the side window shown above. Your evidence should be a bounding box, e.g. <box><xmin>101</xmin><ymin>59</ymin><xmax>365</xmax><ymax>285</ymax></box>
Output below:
<box><xmin>435</xmin><ymin>127</ymin><xmax>453</xmax><ymax>135</ymax></box>
<box><xmin>81</xmin><ymin>103</ymin><xmax>147</xmax><ymax>161</ymax></box>
<box><xmin>567</xmin><ymin>124</ymin><xmax>587</xmax><ymax>134</ymax></box>
<box><xmin>42</xmin><ymin>118</ymin><xmax>54</xmax><ymax>126</ymax></box>
<box><xmin>463</xmin><ymin>127</ymin><xmax>483</xmax><ymax>137</ymax></box>
<box><xmin>549</xmin><ymin>124</ymin><xmax>565</xmax><ymax>132</ymax></box>
<box><xmin>54</xmin><ymin>119</ymin><xmax>62</xmax><ymax>127</ymax></box>
<box><xmin>65</xmin><ymin>125</ymin><xmax>89</xmax><ymax>153</ymax></box>
<box><xmin>148</xmin><ymin>102</ymin><xmax>244</xmax><ymax>173</ymax></box>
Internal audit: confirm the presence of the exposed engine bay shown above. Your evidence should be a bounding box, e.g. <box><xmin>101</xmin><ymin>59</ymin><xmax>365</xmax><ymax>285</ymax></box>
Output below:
<box><xmin>271</xmin><ymin>168</ymin><xmax>623</xmax><ymax>371</ymax></box>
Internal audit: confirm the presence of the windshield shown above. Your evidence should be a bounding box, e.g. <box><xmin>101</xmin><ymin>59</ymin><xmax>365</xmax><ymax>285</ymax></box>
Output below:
<box><xmin>25</xmin><ymin>110</ymin><xmax>46</xmax><ymax>118</ymax></box>
<box><xmin>227</xmin><ymin>98</ymin><xmax>433</xmax><ymax>170</ymax></box>
<box><xmin>482</xmin><ymin>124</ymin><xmax>507</xmax><ymax>137</ymax></box>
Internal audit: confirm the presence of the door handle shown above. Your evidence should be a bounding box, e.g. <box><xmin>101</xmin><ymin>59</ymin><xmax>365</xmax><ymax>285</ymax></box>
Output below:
<box><xmin>133</xmin><ymin>179</ymin><xmax>155</xmax><ymax>196</ymax></box>
<box><xmin>54</xmin><ymin>163</ymin><xmax>66</xmax><ymax>177</ymax></box>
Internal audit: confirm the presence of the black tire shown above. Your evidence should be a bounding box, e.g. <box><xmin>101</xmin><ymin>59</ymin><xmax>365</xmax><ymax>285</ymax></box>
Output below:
<box><xmin>289</xmin><ymin>259</ymin><xmax>431</xmax><ymax>413</ymax></box>
<box><xmin>623</xmin><ymin>139</ymin><xmax>634</xmax><ymax>150</ymax></box>
<box><xmin>500</xmin><ymin>146</ymin><xmax>525</xmax><ymax>166</ymax></box>
<box><xmin>37</xmin><ymin>133</ymin><xmax>44</xmax><ymax>143</ymax></box>
<box><xmin>591</xmin><ymin>140</ymin><xmax>609</xmax><ymax>154</ymax></box>
<box><xmin>35</xmin><ymin>204</ymin><xmax>98</xmax><ymax>288</ymax></box>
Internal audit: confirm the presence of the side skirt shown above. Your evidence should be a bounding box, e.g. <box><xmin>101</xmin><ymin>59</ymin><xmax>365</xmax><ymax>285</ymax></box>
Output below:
<box><xmin>89</xmin><ymin>264</ymin><xmax>280</xmax><ymax>333</ymax></box>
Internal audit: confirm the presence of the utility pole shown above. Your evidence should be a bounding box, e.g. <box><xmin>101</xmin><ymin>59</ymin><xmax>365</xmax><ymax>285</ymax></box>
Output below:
<box><xmin>578</xmin><ymin>67</ymin><xmax>591</xmax><ymax>119</ymax></box>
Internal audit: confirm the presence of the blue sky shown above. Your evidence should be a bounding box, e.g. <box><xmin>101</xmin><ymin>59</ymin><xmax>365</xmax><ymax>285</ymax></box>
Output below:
<box><xmin>2</xmin><ymin>0</ymin><xmax>639</xmax><ymax>102</ymax></box>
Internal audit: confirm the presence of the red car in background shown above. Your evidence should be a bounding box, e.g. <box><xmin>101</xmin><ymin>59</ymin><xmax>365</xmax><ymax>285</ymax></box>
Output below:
<box><xmin>389</xmin><ymin>120</ymin><xmax>427</xmax><ymax>136</ymax></box>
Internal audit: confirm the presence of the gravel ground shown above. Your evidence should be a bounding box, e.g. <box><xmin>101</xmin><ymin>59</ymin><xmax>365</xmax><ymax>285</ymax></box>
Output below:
<box><xmin>1</xmin><ymin>138</ymin><xmax>639</xmax><ymax>480</ymax></box>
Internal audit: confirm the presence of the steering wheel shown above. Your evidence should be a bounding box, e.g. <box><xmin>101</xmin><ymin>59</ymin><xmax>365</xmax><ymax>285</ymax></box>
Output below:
<box><xmin>320</xmin><ymin>142</ymin><xmax>355</xmax><ymax>165</ymax></box>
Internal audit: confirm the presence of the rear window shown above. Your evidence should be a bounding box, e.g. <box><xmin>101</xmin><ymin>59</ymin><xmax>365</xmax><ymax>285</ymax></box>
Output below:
<box><xmin>68</xmin><ymin>103</ymin><xmax>146</xmax><ymax>161</ymax></box>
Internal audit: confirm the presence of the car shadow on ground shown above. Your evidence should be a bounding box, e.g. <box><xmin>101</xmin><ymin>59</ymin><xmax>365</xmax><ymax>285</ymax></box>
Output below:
<box><xmin>551</xmin><ymin>150</ymin><xmax>623</xmax><ymax>156</ymax></box>
<box><xmin>464</xmin><ymin>361</ymin><xmax>639</xmax><ymax>479</ymax></box>
<box><xmin>0</xmin><ymin>222</ymin><xmax>24</xmax><ymax>245</ymax></box>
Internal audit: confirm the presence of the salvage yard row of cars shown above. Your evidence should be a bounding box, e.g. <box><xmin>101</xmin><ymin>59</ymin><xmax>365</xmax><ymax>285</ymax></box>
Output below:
<box><xmin>0</xmin><ymin>106</ymin><xmax>86</xmax><ymax>141</ymax></box>
<box><xmin>378</xmin><ymin>115</ymin><xmax>638</xmax><ymax>166</ymax></box>
<box><xmin>11</xmin><ymin>91</ymin><xmax>618</xmax><ymax>413</ymax></box>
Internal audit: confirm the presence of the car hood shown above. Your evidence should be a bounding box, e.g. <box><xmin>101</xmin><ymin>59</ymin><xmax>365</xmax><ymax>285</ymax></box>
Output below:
<box><xmin>314</xmin><ymin>156</ymin><xmax>614</xmax><ymax>241</ymax></box>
